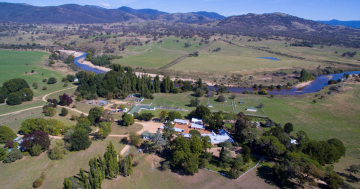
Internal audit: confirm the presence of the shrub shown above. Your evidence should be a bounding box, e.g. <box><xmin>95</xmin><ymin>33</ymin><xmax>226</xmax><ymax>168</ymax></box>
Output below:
<box><xmin>284</xmin><ymin>123</ymin><xmax>294</xmax><ymax>133</ymax></box>
<box><xmin>42</xmin><ymin>79</ymin><xmax>47</xmax><ymax>82</ymax></box>
<box><xmin>66</xmin><ymin>75</ymin><xmax>75</xmax><ymax>82</ymax></box>
<box><xmin>161</xmin><ymin>161</ymin><xmax>170</xmax><ymax>171</ymax></box>
<box><xmin>33</xmin><ymin>82</ymin><xmax>38</xmax><ymax>89</ymax></box>
<box><xmin>71</xmin><ymin>115</ymin><xmax>78</xmax><ymax>121</ymax></box>
<box><xmin>4</xmin><ymin>139</ymin><xmax>14</xmax><ymax>148</ymax></box>
<box><xmin>33</xmin><ymin>177</ymin><xmax>43</xmax><ymax>188</ymax></box>
<box><xmin>0</xmin><ymin>125</ymin><xmax>17</xmax><ymax>143</ymax></box>
<box><xmin>47</xmin><ymin>77</ymin><xmax>57</xmax><ymax>84</ymax></box>
<box><xmin>328</xmin><ymin>80</ymin><xmax>338</xmax><ymax>85</ymax></box>
<box><xmin>258</xmin><ymin>89</ymin><xmax>268</xmax><ymax>95</ymax></box>
<box><xmin>63</xmin><ymin>83</ymin><xmax>68</xmax><ymax>87</ymax></box>
<box><xmin>3</xmin><ymin>148</ymin><xmax>23</xmax><ymax>163</ymax></box>
<box><xmin>42</xmin><ymin>86</ymin><xmax>47</xmax><ymax>90</ymax></box>
<box><xmin>133</xmin><ymin>161</ymin><xmax>140</xmax><ymax>167</ymax></box>
<box><xmin>61</xmin><ymin>78</ymin><xmax>67</xmax><ymax>82</ymax></box>
<box><xmin>72</xmin><ymin>105</ymin><xmax>76</xmax><ymax>108</ymax></box>
<box><xmin>121</xmin><ymin>137</ymin><xmax>128</xmax><ymax>144</ymax></box>
<box><xmin>31</xmin><ymin>70</ymin><xmax>35</xmax><ymax>73</ymax></box>
<box><xmin>30</xmin><ymin>144</ymin><xmax>43</xmax><ymax>156</ymax></box>
<box><xmin>61</xmin><ymin>108</ymin><xmax>69</xmax><ymax>116</ymax></box>
<box><xmin>242</xmin><ymin>90</ymin><xmax>250</xmax><ymax>94</ymax></box>
<box><xmin>21</xmin><ymin>131</ymin><xmax>51</xmax><ymax>154</ymax></box>
<box><xmin>217</xmin><ymin>95</ymin><xmax>225</xmax><ymax>102</ymax></box>
<box><xmin>44</xmin><ymin>107</ymin><xmax>56</xmax><ymax>117</ymax></box>
<box><xmin>48</xmin><ymin>140</ymin><xmax>67</xmax><ymax>160</ymax></box>
<box><xmin>59</xmin><ymin>93</ymin><xmax>73</xmax><ymax>106</ymax></box>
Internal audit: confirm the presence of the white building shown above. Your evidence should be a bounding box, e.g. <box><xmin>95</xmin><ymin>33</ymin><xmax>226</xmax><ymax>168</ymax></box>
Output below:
<box><xmin>191</xmin><ymin>118</ymin><xmax>202</xmax><ymax>124</ymax></box>
<box><xmin>174</xmin><ymin>119</ymin><xmax>188</xmax><ymax>125</ymax></box>
<box><xmin>201</xmin><ymin>129</ymin><xmax>234</xmax><ymax>144</ymax></box>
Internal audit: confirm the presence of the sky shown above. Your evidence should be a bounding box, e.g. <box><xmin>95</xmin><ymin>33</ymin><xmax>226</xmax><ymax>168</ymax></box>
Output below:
<box><xmin>3</xmin><ymin>0</ymin><xmax>360</xmax><ymax>21</ymax></box>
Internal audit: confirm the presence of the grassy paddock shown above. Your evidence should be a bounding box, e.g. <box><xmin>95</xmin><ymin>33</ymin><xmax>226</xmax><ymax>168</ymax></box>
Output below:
<box><xmin>110</xmin><ymin>122</ymin><xmax>143</xmax><ymax>135</ymax></box>
<box><xmin>0</xmin><ymin>137</ymin><xmax>125</xmax><ymax>189</ymax></box>
<box><xmin>171</xmin><ymin>40</ymin><xmax>323</xmax><ymax>72</ymax></box>
<box><xmin>0</xmin><ymin>50</ymin><xmax>67</xmax><ymax>95</ymax></box>
<box><xmin>260</xmin><ymin>84</ymin><xmax>360</xmax><ymax>158</ymax></box>
<box><xmin>113</xmin><ymin>37</ymin><xmax>200</xmax><ymax>68</ymax></box>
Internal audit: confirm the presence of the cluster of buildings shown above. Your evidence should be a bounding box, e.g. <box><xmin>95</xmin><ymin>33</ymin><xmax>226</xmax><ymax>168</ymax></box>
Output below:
<box><xmin>144</xmin><ymin>117</ymin><xmax>234</xmax><ymax>145</ymax></box>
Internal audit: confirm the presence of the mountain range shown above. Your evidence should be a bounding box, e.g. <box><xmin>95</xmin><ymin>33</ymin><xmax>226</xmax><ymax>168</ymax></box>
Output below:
<box><xmin>318</xmin><ymin>19</ymin><xmax>360</xmax><ymax>29</ymax></box>
<box><xmin>0</xmin><ymin>2</ymin><xmax>359</xmax><ymax>31</ymax></box>
<box><xmin>0</xmin><ymin>3</ymin><xmax>224</xmax><ymax>24</ymax></box>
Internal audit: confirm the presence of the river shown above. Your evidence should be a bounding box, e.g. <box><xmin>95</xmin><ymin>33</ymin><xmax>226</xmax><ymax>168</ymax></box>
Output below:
<box><xmin>74</xmin><ymin>52</ymin><xmax>359</xmax><ymax>95</ymax></box>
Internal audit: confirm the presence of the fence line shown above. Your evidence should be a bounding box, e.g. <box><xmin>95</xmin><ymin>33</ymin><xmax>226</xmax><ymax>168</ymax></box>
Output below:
<box><xmin>155</xmin><ymin>106</ymin><xmax>189</xmax><ymax>112</ymax></box>
<box><xmin>201</xmin><ymin>156</ymin><xmax>264</xmax><ymax>180</ymax></box>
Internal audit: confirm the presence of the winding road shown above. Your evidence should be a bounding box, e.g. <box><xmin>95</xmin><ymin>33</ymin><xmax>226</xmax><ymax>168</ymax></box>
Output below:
<box><xmin>0</xmin><ymin>86</ymin><xmax>161</xmax><ymax>155</ymax></box>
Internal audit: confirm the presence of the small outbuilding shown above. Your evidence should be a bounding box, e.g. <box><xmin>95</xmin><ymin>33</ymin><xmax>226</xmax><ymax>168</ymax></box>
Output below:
<box><xmin>142</xmin><ymin>131</ymin><xmax>155</xmax><ymax>140</ymax></box>
<box><xmin>246</xmin><ymin>107</ymin><xmax>257</xmax><ymax>112</ymax></box>
<box><xmin>174</xmin><ymin>119</ymin><xmax>188</xmax><ymax>125</ymax></box>
<box><xmin>99</xmin><ymin>100</ymin><xmax>109</xmax><ymax>105</ymax></box>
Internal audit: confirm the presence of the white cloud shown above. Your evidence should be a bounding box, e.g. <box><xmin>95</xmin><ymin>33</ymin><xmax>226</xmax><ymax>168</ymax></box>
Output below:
<box><xmin>100</xmin><ymin>2</ymin><xmax>111</xmax><ymax>8</ymax></box>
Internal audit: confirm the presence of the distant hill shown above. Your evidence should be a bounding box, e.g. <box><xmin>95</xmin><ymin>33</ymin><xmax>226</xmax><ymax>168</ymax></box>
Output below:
<box><xmin>318</xmin><ymin>19</ymin><xmax>360</xmax><ymax>29</ymax></box>
<box><xmin>0</xmin><ymin>3</ymin><xmax>215</xmax><ymax>24</ymax></box>
<box><xmin>0</xmin><ymin>3</ymin><xmax>135</xmax><ymax>24</ymax></box>
<box><xmin>218</xmin><ymin>13</ymin><xmax>360</xmax><ymax>48</ymax></box>
<box><xmin>118</xmin><ymin>6</ymin><xmax>168</xmax><ymax>15</ymax></box>
<box><xmin>189</xmin><ymin>11</ymin><xmax>225</xmax><ymax>19</ymax></box>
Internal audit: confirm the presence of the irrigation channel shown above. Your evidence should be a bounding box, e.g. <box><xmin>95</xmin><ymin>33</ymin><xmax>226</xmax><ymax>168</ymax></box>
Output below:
<box><xmin>74</xmin><ymin>52</ymin><xmax>360</xmax><ymax>95</ymax></box>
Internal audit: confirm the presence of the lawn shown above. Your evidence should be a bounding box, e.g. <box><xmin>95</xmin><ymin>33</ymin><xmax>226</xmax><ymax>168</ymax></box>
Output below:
<box><xmin>0</xmin><ymin>106</ymin><xmax>81</xmax><ymax>132</ymax></box>
<box><xmin>74</xmin><ymin>103</ymin><xmax>98</xmax><ymax>114</ymax></box>
<box><xmin>171</xmin><ymin>40</ymin><xmax>323</xmax><ymax>72</ymax></box>
<box><xmin>110</xmin><ymin>122</ymin><xmax>143</xmax><ymax>135</ymax></box>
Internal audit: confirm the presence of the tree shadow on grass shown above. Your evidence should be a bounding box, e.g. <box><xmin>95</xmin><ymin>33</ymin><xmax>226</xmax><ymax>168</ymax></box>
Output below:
<box><xmin>256</xmin><ymin>166</ymin><xmax>296</xmax><ymax>189</ymax></box>
<box><xmin>337</xmin><ymin>171</ymin><xmax>360</xmax><ymax>183</ymax></box>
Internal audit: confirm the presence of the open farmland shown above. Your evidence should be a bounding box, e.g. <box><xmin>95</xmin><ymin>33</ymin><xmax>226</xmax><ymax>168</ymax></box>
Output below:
<box><xmin>232</xmin><ymin>36</ymin><xmax>360</xmax><ymax>65</ymax></box>
<box><xmin>170</xmin><ymin>40</ymin><xmax>324</xmax><ymax>73</ymax></box>
<box><xmin>113</xmin><ymin>37</ymin><xmax>201</xmax><ymax>68</ymax></box>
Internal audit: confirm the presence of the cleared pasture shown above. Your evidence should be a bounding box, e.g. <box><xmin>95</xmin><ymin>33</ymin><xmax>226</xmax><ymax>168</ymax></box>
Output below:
<box><xmin>171</xmin><ymin>41</ymin><xmax>323</xmax><ymax>72</ymax></box>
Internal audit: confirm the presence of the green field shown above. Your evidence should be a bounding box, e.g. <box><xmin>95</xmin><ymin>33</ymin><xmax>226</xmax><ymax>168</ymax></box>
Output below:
<box><xmin>233</xmin><ymin>36</ymin><xmax>360</xmax><ymax>65</ymax></box>
<box><xmin>113</xmin><ymin>37</ymin><xmax>201</xmax><ymax>68</ymax></box>
<box><xmin>259</xmin><ymin>85</ymin><xmax>360</xmax><ymax>158</ymax></box>
<box><xmin>0</xmin><ymin>50</ymin><xmax>77</xmax><ymax>116</ymax></box>
<box><xmin>0</xmin><ymin>50</ymin><xmax>65</xmax><ymax>88</ymax></box>
<box><xmin>170</xmin><ymin>40</ymin><xmax>323</xmax><ymax>72</ymax></box>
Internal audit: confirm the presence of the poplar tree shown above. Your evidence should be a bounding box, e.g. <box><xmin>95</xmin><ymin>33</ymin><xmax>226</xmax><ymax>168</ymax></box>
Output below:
<box><xmin>79</xmin><ymin>168</ymin><xmax>89</xmax><ymax>189</ymax></box>
<box><xmin>104</xmin><ymin>142</ymin><xmax>119</xmax><ymax>178</ymax></box>
<box><xmin>63</xmin><ymin>178</ymin><xmax>72</xmax><ymax>189</ymax></box>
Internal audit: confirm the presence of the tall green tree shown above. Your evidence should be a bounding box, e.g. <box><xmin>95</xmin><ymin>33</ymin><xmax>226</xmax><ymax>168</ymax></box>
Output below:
<box><xmin>88</xmin><ymin>107</ymin><xmax>102</xmax><ymax>124</ymax></box>
<box><xmin>122</xmin><ymin>114</ymin><xmax>134</xmax><ymax>126</ymax></box>
<box><xmin>229</xmin><ymin>155</ymin><xmax>243</xmax><ymax>179</ymax></box>
<box><xmin>190</xmin><ymin>135</ymin><xmax>203</xmax><ymax>155</ymax></box>
<box><xmin>219</xmin><ymin>147</ymin><xmax>231</xmax><ymax>169</ymax></box>
<box><xmin>70</xmin><ymin>128</ymin><xmax>92</xmax><ymax>151</ymax></box>
<box><xmin>104</xmin><ymin>141</ymin><xmax>119</xmax><ymax>178</ymax></box>
<box><xmin>63</xmin><ymin>178</ymin><xmax>72</xmax><ymax>189</ymax></box>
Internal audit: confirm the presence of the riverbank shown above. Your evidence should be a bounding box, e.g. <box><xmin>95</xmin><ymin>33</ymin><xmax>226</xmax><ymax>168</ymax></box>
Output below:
<box><xmin>77</xmin><ymin>58</ymin><xmax>112</xmax><ymax>72</ymax></box>
<box><xmin>294</xmin><ymin>81</ymin><xmax>313</xmax><ymax>89</ymax></box>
